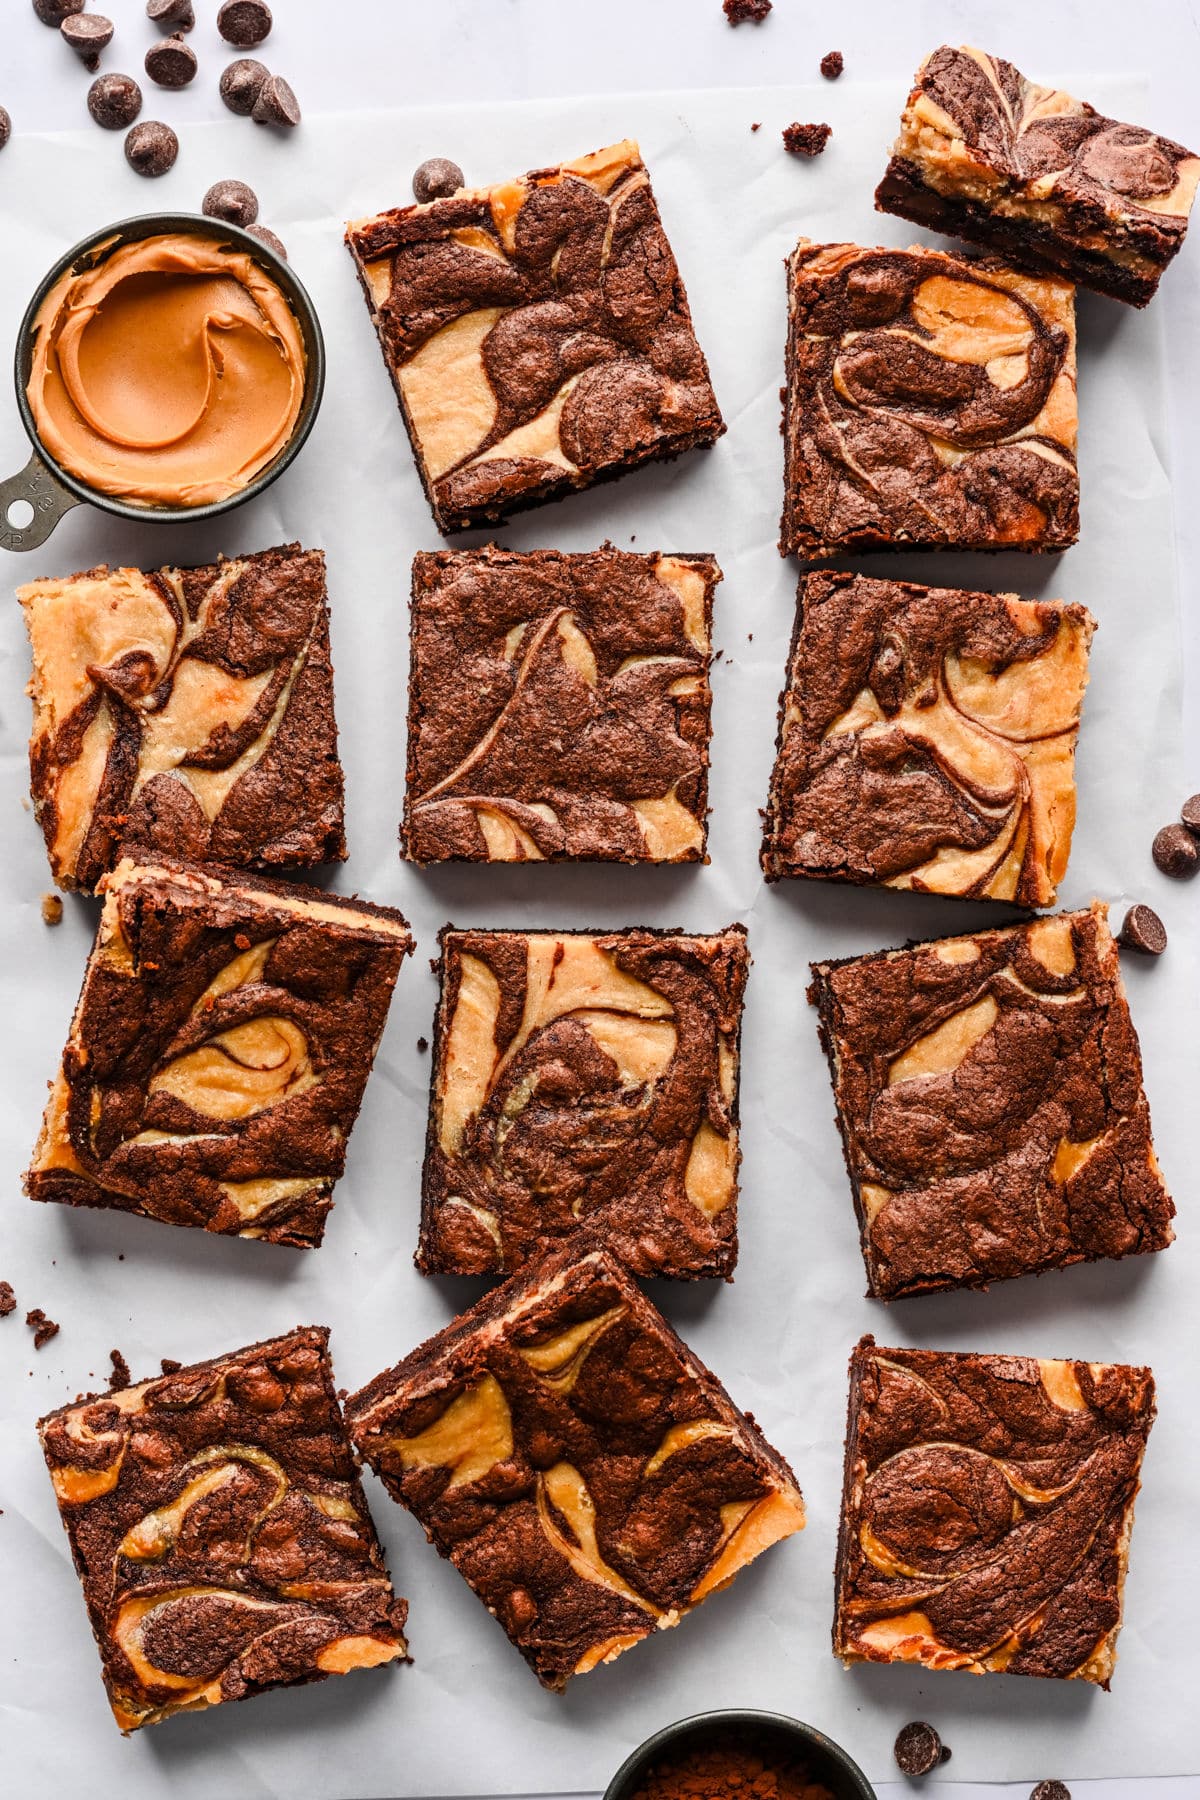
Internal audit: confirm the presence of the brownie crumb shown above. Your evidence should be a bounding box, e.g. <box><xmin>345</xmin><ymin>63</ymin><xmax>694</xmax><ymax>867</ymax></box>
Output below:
<box><xmin>0</xmin><ymin>1281</ymin><xmax>16</xmax><ymax>1316</ymax></box>
<box><xmin>723</xmin><ymin>0</ymin><xmax>771</xmax><ymax>19</ymax></box>
<box><xmin>26</xmin><ymin>1308</ymin><xmax>60</xmax><ymax>1349</ymax></box>
<box><xmin>820</xmin><ymin>50</ymin><xmax>844</xmax><ymax>78</ymax></box>
<box><xmin>160</xmin><ymin>1356</ymin><xmax>182</xmax><ymax>1374</ymax></box>
<box><xmin>783</xmin><ymin>121</ymin><xmax>832</xmax><ymax>157</ymax></box>
<box><xmin>750</xmin><ymin>121</ymin><xmax>761</xmax><ymax>132</ymax></box>
<box><xmin>108</xmin><ymin>1348</ymin><xmax>131</xmax><ymax>1390</ymax></box>
<box><xmin>41</xmin><ymin>893</ymin><xmax>63</xmax><ymax>926</ymax></box>
<box><xmin>416</xmin><ymin>1036</ymin><xmax>429</xmax><ymax>1053</ymax></box>
<box><xmin>1030</xmin><ymin>1785</ymin><xmax>1071</xmax><ymax>1800</ymax></box>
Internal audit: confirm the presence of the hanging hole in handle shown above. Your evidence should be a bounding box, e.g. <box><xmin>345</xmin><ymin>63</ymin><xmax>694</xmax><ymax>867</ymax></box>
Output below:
<box><xmin>0</xmin><ymin>451</ymin><xmax>82</xmax><ymax>552</ymax></box>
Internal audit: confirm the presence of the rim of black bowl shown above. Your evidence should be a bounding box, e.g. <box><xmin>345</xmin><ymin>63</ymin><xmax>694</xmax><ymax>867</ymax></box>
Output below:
<box><xmin>12</xmin><ymin>210</ymin><xmax>325</xmax><ymax>525</ymax></box>
<box><xmin>602</xmin><ymin>1709</ymin><xmax>878</xmax><ymax>1800</ymax></box>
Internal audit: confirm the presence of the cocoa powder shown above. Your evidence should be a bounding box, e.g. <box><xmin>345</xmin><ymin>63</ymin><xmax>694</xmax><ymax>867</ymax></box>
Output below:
<box><xmin>629</xmin><ymin>1733</ymin><xmax>835</xmax><ymax>1800</ymax></box>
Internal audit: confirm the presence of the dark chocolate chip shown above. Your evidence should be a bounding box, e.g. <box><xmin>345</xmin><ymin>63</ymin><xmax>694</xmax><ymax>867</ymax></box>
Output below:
<box><xmin>33</xmin><ymin>0</ymin><xmax>84</xmax><ymax>25</ymax></box>
<box><xmin>1029</xmin><ymin>1786</ymin><xmax>1071</xmax><ymax>1800</ymax></box>
<box><xmin>147</xmin><ymin>0</ymin><xmax>194</xmax><ymax>26</ymax></box>
<box><xmin>0</xmin><ymin>109</ymin><xmax>10</xmax><ymax>152</ymax></box>
<box><xmin>1181</xmin><ymin>793</ymin><xmax>1200</xmax><ymax>834</ymax></box>
<box><xmin>251</xmin><ymin>72</ymin><xmax>299</xmax><ymax>128</ymax></box>
<box><xmin>61</xmin><ymin>14</ymin><xmax>113</xmax><ymax>69</ymax></box>
<box><xmin>145</xmin><ymin>33</ymin><xmax>197</xmax><ymax>88</ymax></box>
<box><xmin>820</xmin><ymin>50</ymin><xmax>844</xmax><ymax>78</ymax></box>
<box><xmin>413</xmin><ymin>156</ymin><xmax>465</xmax><ymax>203</ymax></box>
<box><xmin>219</xmin><ymin>57</ymin><xmax>268</xmax><ymax>115</ymax></box>
<box><xmin>202</xmin><ymin>176</ymin><xmax>259</xmax><ymax>226</ymax></box>
<box><xmin>1152</xmin><ymin>822</ymin><xmax>1199</xmax><ymax>878</ymax></box>
<box><xmin>124</xmin><ymin>119</ymin><xmax>178</xmax><ymax>177</ymax></box>
<box><xmin>1118</xmin><ymin>903</ymin><xmax>1167</xmax><ymax>956</ymax></box>
<box><xmin>246</xmin><ymin>223</ymin><xmax>287</xmax><ymax>260</ymax></box>
<box><xmin>0</xmin><ymin>1280</ymin><xmax>15</xmax><ymax>1316</ymax></box>
<box><xmin>894</xmin><ymin>1721</ymin><xmax>945</xmax><ymax>1777</ymax></box>
<box><xmin>783</xmin><ymin>121</ymin><xmax>832</xmax><ymax>156</ymax></box>
<box><xmin>88</xmin><ymin>72</ymin><xmax>142</xmax><ymax>130</ymax></box>
<box><xmin>218</xmin><ymin>0</ymin><xmax>272</xmax><ymax>47</ymax></box>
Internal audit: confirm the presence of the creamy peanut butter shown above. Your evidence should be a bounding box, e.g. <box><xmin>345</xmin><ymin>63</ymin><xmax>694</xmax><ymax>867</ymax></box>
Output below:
<box><xmin>26</xmin><ymin>232</ymin><xmax>306</xmax><ymax>507</ymax></box>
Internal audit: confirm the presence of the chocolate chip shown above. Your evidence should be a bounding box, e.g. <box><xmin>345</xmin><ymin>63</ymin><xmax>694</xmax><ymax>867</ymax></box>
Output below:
<box><xmin>145</xmin><ymin>33</ymin><xmax>196</xmax><ymax>88</ymax></box>
<box><xmin>1118</xmin><ymin>903</ymin><xmax>1167</xmax><ymax>956</ymax></box>
<box><xmin>202</xmin><ymin>177</ymin><xmax>258</xmax><ymax>226</ymax></box>
<box><xmin>124</xmin><ymin>119</ymin><xmax>178</xmax><ymax>177</ymax></box>
<box><xmin>61</xmin><ymin>14</ymin><xmax>113</xmax><ymax>70</ymax></box>
<box><xmin>251</xmin><ymin>72</ymin><xmax>300</xmax><ymax>128</ymax></box>
<box><xmin>219</xmin><ymin>57</ymin><xmax>268</xmax><ymax>115</ymax></box>
<box><xmin>413</xmin><ymin>156</ymin><xmax>465</xmax><ymax>203</ymax></box>
<box><xmin>783</xmin><ymin>121</ymin><xmax>832</xmax><ymax>156</ymax></box>
<box><xmin>1152</xmin><ymin>822</ymin><xmax>1199</xmax><ymax>878</ymax></box>
<box><xmin>26</xmin><ymin>1308</ymin><xmax>60</xmax><ymax>1349</ymax></box>
<box><xmin>1181</xmin><ymin>793</ymin><xmax>1200</xmax><ymax>834</ymax></box>
<box><xmin>33</xmin><ymin>0</ymin><xmax>84</xmax><ymax>25</ymax></box>
<box><xmin>247</xmin><ymin>223</ymin><xmax>287</xmax><ymax>260</ymax></box>
<box><xmin>87</xmin><ymin>72</ymin><xmax>142</xmax><ymax>130</ymax></box>
<box><xmin>0</xmin><ymin>109</ymin><xmax>10</xmax><ymax>152</ymax></box>
<box><xmin>821</xmin><ymin>50</ymin><xmax>844</xmax><ymax>78</ymax></box>
<box><xmin>218</xmin><ymin>0</ymin><xmax>272</xmax><ymax>46</ymax></box>
<box><xmin>147</xmin><ymin>0</ymin><xmax>193</xmax><ymax>26</ymax></box>
<box><xmin>894</xmin><ymin>1721</ymin><xmax>945</xmax><ymax>1777</ymax></box>
<box><xmin>1029</xmin><ymin>1785</ymin><xmax>1071</xmax><ymax>1800</ymax></box>
<box><xmin>0</xmin><ymin>1281</ymin><xmax>15</xmax><ymax>1316</ymax></box>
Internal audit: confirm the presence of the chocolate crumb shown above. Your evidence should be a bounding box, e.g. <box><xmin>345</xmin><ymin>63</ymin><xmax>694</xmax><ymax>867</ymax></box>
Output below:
<box><xmin>202</xmin><ymin>177</ymin><xmax>258</xmax><ymax>226</ymax></box>
<box><xmin>41</xmin><ymin>894</ymin><xmax>63</xmax><ymax>926</ymax></box>
<box><xmin>108</xmin><ymin>1348</ymin><xmax>131</xmax><ymax>1390</ymax></box>
<box><xmin>1119</xmin><ymin>904</ymin><xmax>1167</xmax><ymax>956</ymax></box>
<box><xmin>218</xmin><ymin>0</ymin><xmax>272</xmax><ymax>47</ymax></box>
<box><xmin>1030</xmin><ymin>1786</ymin><xmax>1071</xmax><ymax>1800</ymax></box>
<box><xmin>820</xmin><ymin>50</ymin><xmax>844</xmax><ymax>78</ymax></box>
<box><xmin>160</xmin><ymin>1356</ymin><xmax>182</xmax><ymax>1373</ymax></box>
<box><xmin>125</xmin><ymin>119</ymin><xmax>178</xmax><ymax>177</ymax></box>
<box><xmin>33</xmin><ymin>0</ymin><xmax>84</xmax><ymax>24</ymax></box>
<box><xmin>61</xmin><ymin>14</ymin><xmax>114</xmax><ymax>70</ymax></box>
<box><xmin>219</xmin><ymin>57</ymin><xmax>268</xmax><ymax>115</ymax></box>
<box><xmin>894</xmin><ymin>1721</ymin><xmax>945</xmax><ymax>1777</ymax></box>
<box><xmin>147</xmin><ymin>0</ymin><xmax>194</xmax><ymax>27</ymax></box>
<box><xmin>247</xmin><ymin>223</ymin><xmax>287</xmax><ymax>260</ymax></box>
<box><xmin>750</xmin><ymin>121</ymin><xmax>761</xmax><ymax>132</ymax></box>
<box><xmin>417</xmin><ymin>1036</ymin><xmax>429</xmax><ymax>1053</ymax></box>
<box><xmin>26</xmin><ymin>1308</ymin><xmax>60</xmax><ymax>1350</ymax></box>
<box><xmin>1181</xmin><ymin>793</ymin><xmax>1200</xmax><ymax>834</ymax></box>
<box><xmin>0</xmin><ymin>1281</ymin><xmax>16</xmax><ymax>1316</ymax></box>
<box><xmin>1152</xmin><ymin>822</ymin><xmax>1198</xmax><ymax>878</ymax></box>
<box><xmin>783</xmin><ymin>121</ymin><xmax>832</xmax><ymax>157</ymax></box>
<box><xmin>413</xmin><ymin>157</ymin><xmax>465</xmax><ymax>203</ymax></box>
<box><xmin>723</xmin><ymin>0</ymin><xmax>771</xmax><ymax>21</ymax></box>
<box><xmin>145</xmin><ymin>33</ymin><xmax>197</xmax><ymax>88</ymax></box>
<box><xmin>251</xmin><ymin>73</ymin><xmax>300</xmax><ymax>129</ymax></box>
<box><xmin>88</xmin><ymin>72</ymin><xmax>142</xmax><ymax>130</ymax></box>
<box><xmin>0</xmin><ymin>109</ymin><xmax>10</xmax><ymax>152</ymax></box>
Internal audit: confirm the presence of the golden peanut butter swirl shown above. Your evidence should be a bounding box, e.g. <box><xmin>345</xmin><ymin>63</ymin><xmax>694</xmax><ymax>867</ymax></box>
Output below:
<box><xmin>37</xmin><ymin>1327</ymin><xmax>408</xmax><ymax>1732</ymax></box>
<box><xmin>835</xmin><ymin>1340</ymin><xmax>1156</xmax><ymax>1686</ymax></box>
<box><xmin>26</xmin><ymin>233</ymin><xmax>306</xmax><ymax>507</ymax></box>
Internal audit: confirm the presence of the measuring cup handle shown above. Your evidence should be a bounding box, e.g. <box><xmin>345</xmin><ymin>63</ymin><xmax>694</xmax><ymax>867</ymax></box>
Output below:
<box><xmin>0</xmin><ymin>451</ymin><xmax>80</xmax><ymax>552</ymax></box>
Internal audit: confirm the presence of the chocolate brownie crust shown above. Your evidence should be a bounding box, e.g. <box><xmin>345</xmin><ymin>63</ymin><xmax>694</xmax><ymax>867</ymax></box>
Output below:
<box><xmin>419</xmin><ymin>925</ymin><xmax>748</xmax><ymax>1277</ymax></box>
<box><xmin>39</xmin><ymin>1326</ymin><xmax>408</xmax><ymax>1732</ymax></box>
<box><xmin>834</xmin><ymin>1337</ymin><xmax>1155</xmax><ymax>1685</ymax></box>
<box><xmin>20</xmin><ymin>544</ymin><xmax>346</xmax><ymax>892</ymax></box>
<box><xmin>762</xmin><ymin>570</ymin><xmax>1094</xmax><ymax>905</ymax></box>
<box><xmin>780</xmin><ymin>241</ymin><xmax>1079</xmax><ymax>557</ymax></box>
<box><xmin>809</xmin><ymin>904</ymin><xmax>1174</xmax><ymax>1298</ymax></box>
<box><xmin>404</xmin><ymin>547</ymin><xmax>718</xmax><ymax>864</ymax></box>
<box><xmin>347</xmin><ymin>1243</ymin><xmax>805</xmax><ymax>1690</ymax></box>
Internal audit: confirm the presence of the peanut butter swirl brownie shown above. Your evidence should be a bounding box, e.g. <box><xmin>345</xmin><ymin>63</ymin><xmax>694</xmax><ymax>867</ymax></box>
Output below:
<box><xmin>419</xmin><ymin>925</ymin><xmax>748</xmax><ymax>1277</ymax></box>
<box><xmin>348</xmin><ymin>1242</ymin><xmax>805</xmax><ymax>1690</ymax></box>
<box><xmin>835</xmin><ymin>1337</ymin><xmax>1156</xmax><ymax>1685</ymax></box>
<box><xmin>38</xmin><ymin>1327</ymin><xmax>408</xmax><ymax>1732</ymax></box>
<box><xmin>27</xmin><ymin>859</ymin><xmax>412</xmax><ymax>1248</ymax></box>
<box><xmin>780</xmin><ymin>241</ymin><xmax>1078</xmax><ymax>556</ymax></box>
<box><xmin>763</xmin><ymin>570</ymin><xmax>1094</xmax><ymax>905</ymax></box>
<box><xmin>19</xmin><ymin>543</ymin><xmax>345</xmax><ymax>892</ymax></box>
<box><xmin>404</xmin><ymin>547</ymin><xmax>718</xmax><ymax>864</ymax></box>
<box><xmin>345</xmin><ymin>141</ymin><xmax>724</xmax><ymax>532</ymax></box>
<box><xmin>809</xmin><ymin>904</ymin><xmax>1174</xmax><ymax>1298</ymax></box>
<box><xmin>876</xmin><ymin>46</ymin><xmax>1200</xmax><ymax>307</ymax></box>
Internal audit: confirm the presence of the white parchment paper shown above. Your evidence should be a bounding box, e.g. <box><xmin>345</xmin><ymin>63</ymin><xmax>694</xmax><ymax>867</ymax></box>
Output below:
<box><xmin>0</xmin><ymin>80</ymin><xmax>1195</xmax><ymax>1796</ymax></box>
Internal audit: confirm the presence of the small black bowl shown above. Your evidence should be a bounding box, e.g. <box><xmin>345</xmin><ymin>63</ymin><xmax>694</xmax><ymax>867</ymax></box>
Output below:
<box><xmin>1</xmin><ymin>211</ymin><xmax>325</xmax><ymax>552</ymax></box>
<box><xmin>603</xmin><ymin>1709</ymin><xmax>877</xmax><ymax>1800</ymax></box>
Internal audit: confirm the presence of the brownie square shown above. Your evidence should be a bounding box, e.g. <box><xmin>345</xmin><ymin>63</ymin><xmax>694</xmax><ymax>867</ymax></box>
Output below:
<box><xmin>762</xmin><ymin>570</ymin><xmax>1094</xmax><ymax>905</ymax></box>
<box><xmin>19</xmin><ymin>543</ymin><xmax>346</xmax><ymax>892</ymax></box>
<box><xmin>419</xmin><ymin>924</ymin><xmax>749</xmax><ymax>1277</ymax></box>
<box><xmin>26</xmin><ymin>858</ymin><xmax>412</xmax><ymax>1248</ymax></box>
<box><xmin>38</xmin><ymin>1326</ymin><xmax>408</xmax><ymax>1733</ymax></box>
<box><xmin>779</xmin><ymin>241</ymin><xmax>1079</xmax><ymax>557</ymax></box>
<box><xmin>835</xmin><ymin>1336</ymin><xmax>1155</xmax><ymax>1686</ymax></box>
<box><xmin>809</xmin><ymin>903</ymin><xmax>1174</xmax><ymax>1298</ymax></box>
<box><xmin>876</xmin><ymin>47</ymin><xmax>1200</xmax><ymax>308</ymax></box>
<box><xmin>345</xmin><ymin>140</ymin><xmax>724</xmax><ymax>534</ymax></box>
<box><xmin>404</xmin><ymin>546</ymin><xmax>718</xmax><ymax>864</ymax></box>
<box><xmin>347</xmin><ymin>1242</ymin><xmax>805</xmax><ymax>1690</ymax></box>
